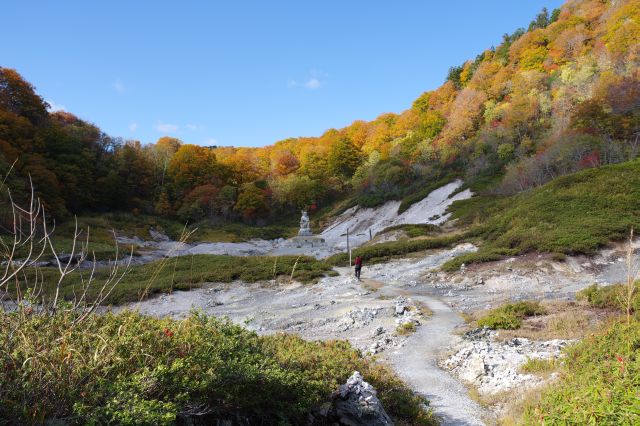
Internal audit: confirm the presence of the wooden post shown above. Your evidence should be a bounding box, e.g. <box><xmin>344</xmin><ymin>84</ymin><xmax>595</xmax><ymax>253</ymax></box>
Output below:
<box><xmin>369</xmin><ymin>228</ymin><xmax>372</xmax><ymax>241</ymax></box>
<box><xmin>347</xmin><ymin>228</ymin><xmax>351</xmax><ymax>267</ymax></box>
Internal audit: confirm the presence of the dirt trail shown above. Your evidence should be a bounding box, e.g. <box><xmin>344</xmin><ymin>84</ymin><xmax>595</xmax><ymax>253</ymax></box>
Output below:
<box><xmin>389</xmin><ymin>296</ymin><xmax>489</xmax><ymax>425</ymax></box>
<box><xmin>362</xmin><ymin>254</ymin><xmax>491</xmax><ymax>425</ymax></box>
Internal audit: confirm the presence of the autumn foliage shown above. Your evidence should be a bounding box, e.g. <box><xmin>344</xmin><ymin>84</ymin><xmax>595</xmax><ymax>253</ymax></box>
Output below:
<box><xmin>1</xmin><ymin>0</ymin><xmax>638</xmax><ymax>226</ymax></box>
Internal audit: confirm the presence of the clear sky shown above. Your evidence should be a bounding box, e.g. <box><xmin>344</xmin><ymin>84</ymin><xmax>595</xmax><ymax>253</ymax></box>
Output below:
<box><xmin>1</xmin><ymin>0</ymin><xmax>565</xmax><ymax>147</ymax></box>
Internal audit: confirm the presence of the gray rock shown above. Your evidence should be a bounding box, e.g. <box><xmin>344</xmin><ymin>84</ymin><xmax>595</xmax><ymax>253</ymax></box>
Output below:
<box><xmin>372</xmin><ymin>326</ymin><xmax>386</xmax><ymax>337</ymax></box>
<box><xmin>331</xmin><ymin>372</ymin><xmax>394</xmax><ymax>426</ymax></box>
<box><xmin>394</xmin><ymin>297</ymin><xmax>407</xmax><ymax>316</ymax></box>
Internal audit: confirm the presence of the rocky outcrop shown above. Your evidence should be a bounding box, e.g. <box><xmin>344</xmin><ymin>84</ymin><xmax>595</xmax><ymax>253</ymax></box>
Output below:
<box><xmin>442</xmin><ymin>327</ymin><xmax>572</xmax><ymax>395</ymax></box>
<box><xmin>319</xmin><ymin>371</ymin><xmax>393</xmax><ymax>426</ymax></box>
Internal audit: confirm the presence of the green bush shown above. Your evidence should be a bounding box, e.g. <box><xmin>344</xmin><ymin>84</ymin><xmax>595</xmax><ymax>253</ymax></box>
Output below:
<box><xmin>577</xmin><ymin>283</ymin><xmax>640</xmax><ymax>312</ymax></box>
<box><xmin>522</xmin><ymin>317</ymin><xmax>640</xmax><ymax>424</ymax></box>
<box><xmin>0</xmin><ymin>310</ymin><xmax>437</xmax><ymax>425</ymax></box>
<box><xmin>477</xmin><ymin>301</ymin><xmax>546</xmax><ymax>330</ymax></box>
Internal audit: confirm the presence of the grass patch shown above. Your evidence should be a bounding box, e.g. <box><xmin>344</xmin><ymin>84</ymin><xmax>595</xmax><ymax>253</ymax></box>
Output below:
<box><xmin>190</xmin><ymin>222</ymin><xmax>297</xmax><ymax>243</ymax></box>
<box><xmin>521</xmin><ymin>316</ymin><xmax>640</xmax><ymax>424</ymax></box>
<box><xmin>379</xmin><ymin>223</ymin><xmax>440</xmax><ymax>238</ymax></box>
<box><xmin>17</xmin><ymin>255</ymin><xmax>336</xmax><ymax>305</ymax></box>
<box><xmin>396</xmin><ymin>321</ymin><xmax>417</xmax><ymax>335</ymax></box>
<box><xmin>446</xmin><ymin>160</ymin><xmax>640</xmax><ymax>269</ymax></box>
<box><xmin>520</xmin><ymin>358</ymin><xmax>557</xmax><ymax>375</ymax></box>
<box><xmin>326</xmin><ymin>234</ymin><xmax>465</xmax><ymax>267</ymax></box>
<box><xmin>476</xmin><ymin>301</ymin><xmax>546</xmax><ymax>330</ymax></box>
<box><xmin>0</xmin><ymin>310</ymin><xmax>437</xmax><ymax>425</ymax></box>
<box><xmin>441</xmin><ymin>247</ymin><xmax>518</xmax><ymax>272</ymax></box>
<box><xmin>577</xmin><ymin>282</ymin><xmax>640</xmax><ymax>312</ymax></box>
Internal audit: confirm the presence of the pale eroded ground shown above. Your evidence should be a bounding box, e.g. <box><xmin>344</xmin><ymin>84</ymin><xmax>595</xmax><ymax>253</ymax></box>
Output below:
<box><xmin>117</xmin><ymin>242</ymin><xmax>638</xmax><ymax>425</ymax></box>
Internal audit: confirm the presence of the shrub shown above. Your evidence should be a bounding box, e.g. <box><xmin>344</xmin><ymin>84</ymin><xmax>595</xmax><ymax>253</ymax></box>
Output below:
<box><xmin>522</xmin><ymin>318</ymin><xmax>640</xmax><ymax>424</ymax></box>
<box><xmin>0</xmin><ymin>310</ymin><xmax>437</xmax><ymax>425</ymax></box>
<box><xmin>577</xmin><ymin>283</ymin><xmax>640</xmax><ymax>312</ymax></box>
<box><xmin>477</xmin><ymin>301</ymin><xmax>546</xmax><ymax>330</ymax></box>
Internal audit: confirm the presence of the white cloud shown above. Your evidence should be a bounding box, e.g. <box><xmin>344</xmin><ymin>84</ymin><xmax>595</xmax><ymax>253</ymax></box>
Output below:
<box><xmin>287</xmin><ymin>80</ymin><xmax>298</xmax><ymax>88</ymax></box>
<box><xmin>129</xmin><ymin>122</ymin><xmax>138</xmax><ymax>132</ymax></box>
<box><xmin>186</xmin><ymin>124</ymin><xmax>199</xmax><ymax>130</ymax></box>
<box><xmin>204</xmin><ymin>138</ymin><xmax>218</xmax><ymax>145</ymax></box>
<box><xmin>113</xmin><ymin>80</ymin><xmax>126</xmax><ymax>94</ymax></box>
<box><xmin>155</xmin><ymin>121</ymin><xmax>179</xmax><ymax>133</ymax></box>
<box><xmin>305</xmin><ymin>78</ymin><xmax>321</xmax><ymax>89</ymax></box>
<box><xmin>46</xmin><ymin>100</ymin><xmax>66</xmax><ymax>112</ymax></box>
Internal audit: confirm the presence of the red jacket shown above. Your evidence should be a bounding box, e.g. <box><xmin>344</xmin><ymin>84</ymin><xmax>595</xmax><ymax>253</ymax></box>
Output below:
<box><xmin>355</xmin><ymin>257</ymin><xmax>363</xmax><ymax>266</ymax></box>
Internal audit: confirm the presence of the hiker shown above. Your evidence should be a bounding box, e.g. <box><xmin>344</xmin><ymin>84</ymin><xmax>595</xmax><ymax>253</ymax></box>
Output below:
<box><xmin>354</xmin><ymin>255</ymin><xmax>363</xmax><ymax>280</ymax></box>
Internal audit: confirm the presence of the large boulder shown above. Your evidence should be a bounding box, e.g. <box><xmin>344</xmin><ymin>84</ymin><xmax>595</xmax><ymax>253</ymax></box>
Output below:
<box><xmin>330</xmin><ymin>371</ymin><xmax>394</xmax><ymax>426</ymax></box>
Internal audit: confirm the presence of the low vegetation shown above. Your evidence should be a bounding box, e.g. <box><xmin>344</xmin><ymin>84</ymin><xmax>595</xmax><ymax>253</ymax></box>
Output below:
<box><xmin>0</xmin><ymin>310</ymin><xmax>437</xmax><ymax>425</ymax></box>
<box><xmin>444</xmin><ymin>160</ymin><xmax>640</xmax><ymax>271</ymax></box>
<box><xmin>522</xmin><ymin>316</ymin><xmax>640</xmax><ymax>424</ymax></box>
<box><xmin>520</xmin><ymin>358</ymin><xmax>557</xmax><ymax>375</ymax></box>
<box><xmin>17</xmin><ymin>255</ymin><xmax>336</xmax><ymax>305</ymax></box>
<box><xmin>326</xmin><ymin>234</ymin><xmax>464</xmax><ymax>266</ymax></box>
<box><xmin>577</xmin><ymin>282</ymin><xmax>640</xmax><ymax>311</ymax></box>
<box><xmin>476</xmin><ymin>301</ymin><xmax>546</xmax><ymax>330</ymax></box>
<box><xmin>379</xmin><ymin>223</ymin><xmax>440</xmax><ymax>238</ymax></box>
<box><xmin>396</xmin><ymin>321</ymin><xmax>417</xmax><ymax>335</ymax></box>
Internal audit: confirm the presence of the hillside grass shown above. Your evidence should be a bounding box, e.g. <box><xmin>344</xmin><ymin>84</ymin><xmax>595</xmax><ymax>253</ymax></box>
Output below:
<box><xmin>379</xmin><ymin>223</ymin><xmax>440</xmax><ymax>238</ymax></box>
<box><xmin>443</xmin><ymin>160</ymin><xmax>640</xmax><ymax>271</ymax></box>
<box><xmin>15</xmin><ymin>255</ymin><xmax>336</xmax><ymax>305</ymax></box>
<box><xmin>521</xmin><ymin>316</ymin><xmax>640</xmax><ymax>425</ymax></box>
<box><xmin>0</xmin><ymin>310</ymin><xmax>437</xmax><ymax>425</ymax></box>
<box><xmin>326</xmin><ymin>234</ymin><xmax>465</xmax><ymax>266</ymax></box>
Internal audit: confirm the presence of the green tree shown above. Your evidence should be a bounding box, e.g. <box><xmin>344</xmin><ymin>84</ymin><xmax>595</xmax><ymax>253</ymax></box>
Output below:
<box><xmin>327</xmin><ymin>138</ymin><xmax>361</xmax><ymax>179</ymax></box>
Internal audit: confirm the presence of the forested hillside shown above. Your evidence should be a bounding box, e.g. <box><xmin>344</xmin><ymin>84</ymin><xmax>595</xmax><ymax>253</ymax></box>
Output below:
<box><xmin>1</xmin><ymin>0</ymin><xmax>638</xmax><ymax>228</ymax></box>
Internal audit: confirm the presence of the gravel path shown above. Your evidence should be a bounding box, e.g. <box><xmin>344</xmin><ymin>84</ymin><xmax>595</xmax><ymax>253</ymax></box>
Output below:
<box><xmin>362</xmin><ymin>248</ymin><xmax>491</xmax><ymax>425</ymax></box>
<box><xmin>388</xmin><ymin>296</ymin><xmax>489</xmax><ymax>425</ymax></box>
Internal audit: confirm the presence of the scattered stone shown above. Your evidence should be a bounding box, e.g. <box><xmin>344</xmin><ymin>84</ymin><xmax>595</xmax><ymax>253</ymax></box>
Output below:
<box><xmin>372</xmin><ymin>326</ymin><xmax>386</xmax><ymax>337</ymax></box>
<box><xmin>206</xmin><ymin>299</ymin><xmax>223</xmax><ymax>308</ymax></box>
<box><xmin>443</xmin><ymin>328</ymin><xmax>573</xmax><ymax>395</ymax></box>
<box><xmin>394</xmin><ymin>297</ymin><xmax>407</xmax><ymax>316</ymax></box>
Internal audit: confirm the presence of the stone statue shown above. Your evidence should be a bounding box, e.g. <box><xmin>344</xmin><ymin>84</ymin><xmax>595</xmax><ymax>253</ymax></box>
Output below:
<box><xmin>298</xmin><ymin>210</ymin><xmax>312</xmax><ymax>236</ymax></box>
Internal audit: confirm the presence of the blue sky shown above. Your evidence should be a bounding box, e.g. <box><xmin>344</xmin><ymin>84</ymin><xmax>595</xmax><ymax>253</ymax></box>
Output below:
<box><xmin>1</xmin><ymin>0</ymin><xmax>564</xmax><ymax>147</ymax></box>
